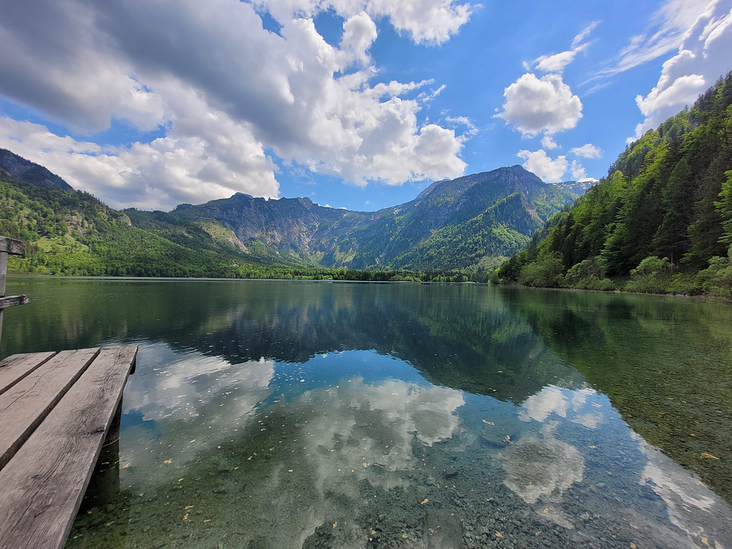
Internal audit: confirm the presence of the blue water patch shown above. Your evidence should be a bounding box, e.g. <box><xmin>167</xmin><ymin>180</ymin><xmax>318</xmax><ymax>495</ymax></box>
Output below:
<box><xmin>267</xmin><ymin>349</ymin><xmax>432</xmax><ymax>402</ymax></box>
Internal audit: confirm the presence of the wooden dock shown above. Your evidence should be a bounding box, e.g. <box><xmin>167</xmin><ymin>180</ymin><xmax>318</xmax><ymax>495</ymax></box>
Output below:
<box><xmin>0</xmin><ymin>236</ymin><xmax>28</xmax><ymax>346</ymax></box>
<box><xmin>0</xmin><ymin>345</ymin><xmax>137</xmax><ymax>549</ymax></box>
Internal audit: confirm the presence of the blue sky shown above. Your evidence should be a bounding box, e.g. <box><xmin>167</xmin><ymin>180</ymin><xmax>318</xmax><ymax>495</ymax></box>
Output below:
<box><xmin>1</xmin><ymin>0</ymin><xmax>730</xmax><ymax>211</ymax></box>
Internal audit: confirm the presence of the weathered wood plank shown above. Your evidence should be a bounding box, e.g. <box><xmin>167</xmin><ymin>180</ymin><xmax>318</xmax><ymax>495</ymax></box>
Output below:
<box><xmin>0</xmin><ymin>345</ymin><xmax>137</xmax><ymax>549</ymax></box>
<box><xmin>0</xmin><ymin>236</ymin><xmax>25</xmax><ymax>255</ymax></box>
<box><xmin>0</xmin><ymin>252</ymin><xmax>7</xmax><ymax>296</ymax></box>
<box><xmin>0</xmin><ymin>252</ymin><xmax>6</xmax><ymax>345</ymax></box>
<box><xmin>0</xmin><ymin>348</ymin><xmax>99</xmax><ymax>470</ymax></box>
<box><xmin>0</xmin><ymin>295</ymin><xmax>29</xmax><ymax>310</ymax></box>
<box><xmin>0</xmin><ymin>351</ymin><xmax>57</xmax><ymax>396</ymax></box>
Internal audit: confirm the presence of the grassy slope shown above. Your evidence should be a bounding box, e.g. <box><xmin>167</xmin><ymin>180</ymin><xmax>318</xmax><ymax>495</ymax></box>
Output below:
<box><xmin>0</xmin><ymin>173</ymin><xmax>297</xmax><ymax>277</ymax></box>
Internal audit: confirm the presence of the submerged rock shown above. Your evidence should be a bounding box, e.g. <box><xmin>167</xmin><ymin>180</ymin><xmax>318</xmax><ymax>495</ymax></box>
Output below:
<box><xmin>479</xmin><ymin>418</ymin><xmax>520</xmax><ymax>448</ymax></box>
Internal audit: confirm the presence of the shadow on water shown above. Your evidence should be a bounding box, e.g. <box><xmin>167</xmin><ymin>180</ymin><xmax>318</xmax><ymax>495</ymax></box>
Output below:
<box><xmin>2</xmin><ymin>277</ymin><xmax>732</xmax><ymax>547</ymax></box>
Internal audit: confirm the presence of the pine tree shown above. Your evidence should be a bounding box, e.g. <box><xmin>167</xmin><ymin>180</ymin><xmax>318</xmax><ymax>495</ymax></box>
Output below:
<box><xmin>716</xmin><ymin>170</ymin><xmax>732</xmax><ymax>244</ymax></box>
<box><xmin>654</xmin><ymin>158</ymin><xmax>695</xmax><ymax>264</ymax></box>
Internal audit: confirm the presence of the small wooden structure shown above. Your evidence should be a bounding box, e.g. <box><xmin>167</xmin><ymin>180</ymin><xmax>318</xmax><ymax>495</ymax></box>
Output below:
<box><xmin>0</xmin><ymin>346</ymin><xmax>138</xmax><ymax>549</ymax></box>
<box><xmin>0</xmin><ymin>235</ymin><xmax>138</xmax><ymax>548</ymax></box>
<box><xmin>0</xmin><ymin>236</ymin><xmax>28</xmax><ymax>346</ymax></box>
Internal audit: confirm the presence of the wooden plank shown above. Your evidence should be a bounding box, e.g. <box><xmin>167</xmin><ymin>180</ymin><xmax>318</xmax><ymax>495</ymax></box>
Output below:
<box><xmin>0</xmin><ymin>252</ymin><xmax>6</xmax><ymax>345</ymax></box>
<box><xmin>0</xmin><ymin>352</ymin><xmax>56</xmax><ymax>396</ymax></box>
<box><xmin>0</xmin><ymin>345</ymin><xmax>137</xmax><ymax>549</ymax></box>
<box><xmin>0</xmin><ymin>236</ymin><xmax>25</xmax><ymax>255</ymax></box>
<box><xmin>0</xmin><ymin>295</ymin><xmax>29</xmax><ymax>310</ymax></box>
<box><xmin>0</xmin><ymin>252</ymin><xmax>7</xmax><ymax>296</ymax></box>
<box><xmin>0</xmin><ymin>348</ymin><xmax>99</xmax><ymax>470</ymax></box>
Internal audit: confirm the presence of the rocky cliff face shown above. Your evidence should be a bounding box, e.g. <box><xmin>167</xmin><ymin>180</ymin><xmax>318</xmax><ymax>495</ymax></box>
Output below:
<box><xmin>551</xmin><ymin>179</ymin><xmax>597</xmax><ymax>195</ymax></box>
<box><xmin>0</xmin><ymin>144</ymin><xmax>578</xmax><ymax>272</ymax></box>
<box><xmin>166</xmin><ymin>165</ymin><xmax>576</xmax><ymax>270</ymax></box>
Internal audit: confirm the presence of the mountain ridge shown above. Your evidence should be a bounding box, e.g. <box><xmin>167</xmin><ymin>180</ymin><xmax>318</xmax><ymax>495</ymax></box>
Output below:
<box><xmin>0</xmin><ymin>149</ymin><xmax>73</xmax><ymax>191</ymax></box>
<box><xmin>0</xmin><ymin>148</ymin><xmax>579</xmax><ymax>277</ymax></box>
<box><xmin>156</xmin><ymin>164</ymin><xmax>577</xmax><ymax>270</ymax></box>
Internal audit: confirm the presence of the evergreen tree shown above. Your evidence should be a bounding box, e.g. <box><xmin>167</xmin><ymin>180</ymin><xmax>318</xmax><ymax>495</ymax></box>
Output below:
<box><xmin>716</xmin><ymin>170</ymin><xmax>732</xmax><ymax>244</ymax></box>
<box><xmin>654</xmin><ymin>158</ymin><xmax>694</xmax><ymax>264</ymax></box>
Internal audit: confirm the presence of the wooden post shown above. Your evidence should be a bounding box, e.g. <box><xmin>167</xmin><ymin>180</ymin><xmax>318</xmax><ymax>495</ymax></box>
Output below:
<box><xmin>0</xmin><ymin>236</ymin><xmax>28</xmax><ymax>348</ymax></box>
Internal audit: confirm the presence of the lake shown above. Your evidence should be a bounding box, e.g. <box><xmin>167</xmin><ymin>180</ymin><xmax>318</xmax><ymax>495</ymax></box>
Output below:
<box><xmin>2</xmin><ymin>277</ymin><xmax>731</xmax><ymax>548</ymax></box>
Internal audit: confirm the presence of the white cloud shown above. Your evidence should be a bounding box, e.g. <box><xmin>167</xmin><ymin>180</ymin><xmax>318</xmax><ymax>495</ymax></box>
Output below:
<box><xmin>594</xmin><ymin>0</ymin><xmax>713</xmax><ymax>79</ymax></box>
<box><xmin>517</xmin><ymin>149</ymin><xmax>569</xmax><ymax>182</ymax></box>
<box><xmin>498</xmin><ymin>74</ymin><xmax>583</xmax><ymax>137</ymax></box>
<box><xmin>570</xmin><ymin>160</ymin><xmax>587</xmax><ymax>180</ymax></box>
<box><xmin>571</xmin><ymin>21</ymin><xmax>600</xmax><ymax>48</ymax></box>
<box><xmin>510</xmin><ymin>22</ymin><xmax>593</xmax><ymax>140</ymax></box>
<box><xmin>0</xmin><ymin>0</ymin><xmax>472</xmax><ymax>209</ymax></box>
<box><xmin>444</xmin><ymin>115</ymin><xmax>478</xmax><ymax>140</ymax></box>
<box><xmin>0</xmin><ymin>114</ymin><xmax>280</xmax><ymax>210</ymax></box>
<box><xmin>526</xmin><ymin>21</ymin><xmax>598</xmax><ymax>74</ymax></box>
<box><xmin>541</xmin><ymin>135</ymin><xmax>559</xmax><ymax>150</ymax></box>
<box><xmin>253</xmin><ymin>0</ymin><xmax>475</xmax><ymax>45</ymax></box>
<box><xmin>632</xmin><ymin>0</ymin><xmax>732</xmax><ymax>139</ymax></box>
<box><xmin>569</xmin><ymin>143</ymin><xmax>602</xmax><ymax>158</ymax></box>
<box><xmin>533</xmin><ymin>48</ymin><xmax>585</xmax><ymax>73</ymax></box>
<box><xmin>339</xmin><ymin>11</ymin><xmax>378</xmax><ymax>65</ymax></box>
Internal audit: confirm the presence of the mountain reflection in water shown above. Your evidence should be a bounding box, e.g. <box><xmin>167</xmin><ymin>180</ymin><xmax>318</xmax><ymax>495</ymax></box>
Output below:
<box><xmin>2</xmin><ymin>278</ymin><xmax>731</xmax><ymax>548</ymax></box>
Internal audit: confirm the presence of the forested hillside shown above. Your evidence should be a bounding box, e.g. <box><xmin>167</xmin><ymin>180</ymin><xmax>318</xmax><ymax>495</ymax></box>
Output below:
<box><xmin>0</xmin><ymin>161</ymin><xmax>342</xmax><ymax>278</ymax></box>
<box><xmin>162</xmin><ymin>165</ymin><xmax>576</xmax><ymax>272</ymax></box>
<box><xmin>1</xmin><ymin>150</ymin><xmax>574</xmax><ymax>280</ymax></box>
<box><xmin>494</xmin><ymin>72</ymin><xmax>732</xmax><ymax>298</ymax></box>
<box><xmin>0</xmin><ymin>147</ymin><xmax>577</xmax><ymax>279</ymax></box>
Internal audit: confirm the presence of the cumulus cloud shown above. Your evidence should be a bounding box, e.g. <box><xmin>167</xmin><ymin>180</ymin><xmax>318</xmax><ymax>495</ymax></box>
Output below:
<box><xmin>0</xmin><ymin>116</ymin><xmax>280</xmax><ymax>210</ymax></box>
<box><xmin>252</xmin><ymin>0</ymin><xmax>475</xmax><ymax>45</ymax></box>
<box><xmin>570</xmin><ymin>160</ymin><xmax>587</xmax><ymax>180</ymax></box>
<box><xmin>631</xmin><ymin>0</ymin><xmax>732</xmax><ymax>139</ymax></box>
<box><xmin>339</xmin><ymin>11</ymin><xmax>378</xmax><ymax>65</ymax></box>
<box><xmin>569</xmin><ymin>143</ymin><xmax>602</xmax><ymax>158</ymax></box>
<box><xmin>541</xmin><ymin>135</ymin><xmax>559</xmax><ymax>150</ymax></box>
<box><xmin>517</xmin><ymin>149</ymin><xmax>569</xmax><ymax>183</ymax></box>
<box><xmin>0</xmin><ymin>0</ymin><xmax>473</xmax><ymax>209</ymax></box>
<box><xmin>497</xmin><ymin>74</ymin><xmax>583</xmax><ymax>137</ymax></box>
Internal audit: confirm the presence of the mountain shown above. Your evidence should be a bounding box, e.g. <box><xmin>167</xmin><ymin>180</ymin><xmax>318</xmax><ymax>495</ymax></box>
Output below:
<box><xmin>0</xmin><ymin>157</ymin><xmax>291</xmax><ymax>277</ymax></box>
<box><xmin>0</xmin><ymin>145</ymin><xmax>576</xmax><ymax>277</ymax></box>
<box><xmin>150</xmin><ymin>165</ymin><xmax>576</xmax><ymax>271</ymax></box>
<box><xmin>495</xmin><ymin>71</ymin><xmax>732</xmax><ymax>298</ymax></box>
<box><xmin>552</xmin><ymin>179</ymin><xmax>597</xmax><ymax>195</ymax></box>
<box><xmin>0</xmin><ymin>149</ymin><xmax>73</xmax><ymax>191</ymax></box>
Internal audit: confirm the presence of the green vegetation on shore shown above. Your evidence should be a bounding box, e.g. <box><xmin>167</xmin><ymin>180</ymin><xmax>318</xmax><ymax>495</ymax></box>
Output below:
<box><xmin>0</xmin><ymin>170</ymin><xmax>479</xmax><ymax>281</ymax></box>
<box><xmin>493</xmin><ymin>72</ymin><xmax>732</xmax><ymax>299</ymax></box>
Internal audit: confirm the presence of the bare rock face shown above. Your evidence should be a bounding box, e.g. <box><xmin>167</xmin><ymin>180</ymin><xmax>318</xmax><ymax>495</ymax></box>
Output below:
<box><xmin>171</xmin><ymin>165</ymin><xmax>576</xmax><ymax>270</ymax></box>
<box><xmin>501</xmin><ymin>436</ymin><xmax>584</xmax><ymax>504</ymax></box>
